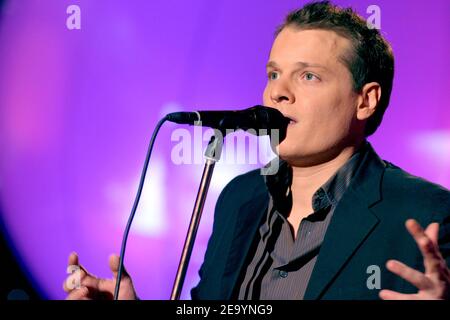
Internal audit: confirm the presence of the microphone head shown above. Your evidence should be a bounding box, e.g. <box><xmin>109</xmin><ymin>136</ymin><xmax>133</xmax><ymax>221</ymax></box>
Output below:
<box><xmin>166</xmin><ymin>111</ymin><xmax>200</xmax><ymax>124</ymax></box>
<box><xmin>251</xmin><ymin>105</ymin><xmax>289</xmax><ymax>130</ymax></box>
<box><xmin>227</xmin><ymin>105</ymin><xmax>289</xmax><ymax>136</ymax></box>
<box><xmin>166</xmin><ymin>105</ymin><xmax>289</xmax><ymax>138</ymax></box>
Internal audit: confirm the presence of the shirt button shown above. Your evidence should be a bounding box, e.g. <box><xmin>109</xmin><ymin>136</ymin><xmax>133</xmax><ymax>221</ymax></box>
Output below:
<box><xmin>279</xmin><ymin>270</ymin><xmax>288</xmax><ymax>278</ymax></box>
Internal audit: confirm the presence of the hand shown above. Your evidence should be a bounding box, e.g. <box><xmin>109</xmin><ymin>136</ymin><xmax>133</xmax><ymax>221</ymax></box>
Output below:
<box><xmin>379</xmin><ymin>219</ymin><xmax>450</xmax><ymax>300</ymax></box>
<box><xmin>63</xmin><ymin>252</ymin><xmax>138</xmax><ymax>300</ymax></box>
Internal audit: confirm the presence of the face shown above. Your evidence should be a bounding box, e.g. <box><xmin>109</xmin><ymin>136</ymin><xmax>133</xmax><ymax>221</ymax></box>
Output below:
<box><xmin>263</xmin><ymin>27</ymin><xmax>365</xmax><ymax>167</ymax></box>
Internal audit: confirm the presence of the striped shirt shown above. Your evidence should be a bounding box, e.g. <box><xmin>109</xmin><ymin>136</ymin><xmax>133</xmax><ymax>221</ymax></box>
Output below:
<box><xmin>237</xmin><ymin>143</ymin><xmax>366</xmax><ymax>300</ymax></box>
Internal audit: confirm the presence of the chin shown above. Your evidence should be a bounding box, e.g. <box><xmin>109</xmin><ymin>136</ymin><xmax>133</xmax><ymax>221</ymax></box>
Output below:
<box><xmin>276</xmin><ymin>142</ymin><xmax>309</xmax><ymax>162</ymax></box>
<box><xmin>275</xmin><ymin>140</ymin><xmax>340</xmax><ymax>167</ymax></box>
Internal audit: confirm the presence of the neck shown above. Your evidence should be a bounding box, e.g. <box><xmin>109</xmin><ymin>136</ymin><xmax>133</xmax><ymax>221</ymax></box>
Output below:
<box><xmin>289</xmin><ymin>141</ymin><xmax>364</xmax><ymax>209</ymax></box>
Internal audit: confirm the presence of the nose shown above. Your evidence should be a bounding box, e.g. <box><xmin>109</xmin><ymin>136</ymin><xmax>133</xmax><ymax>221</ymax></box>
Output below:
<box><xmin>269</xmin><ymin>80</ymin><xmax>295</xmax><ymax>106</ymax></box>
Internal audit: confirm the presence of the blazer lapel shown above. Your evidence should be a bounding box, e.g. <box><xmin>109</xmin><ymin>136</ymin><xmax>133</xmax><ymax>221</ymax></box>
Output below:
<box><xmin>220</xmin><ymin>191</ymin><xmax>269</xmax><ymax>299</ymax></box>
<box><xmin>303</xmin><ymin>189</ymin><xmax>379</xmax><ymax>299</ymax></box>
<box><xmin>304</xmin><ymin>144</ymin><xmax>386</xmax><ymax>300</ymax></box>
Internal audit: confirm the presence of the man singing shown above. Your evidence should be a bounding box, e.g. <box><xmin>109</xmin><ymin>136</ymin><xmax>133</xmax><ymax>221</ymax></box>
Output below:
<box><xmin>64</xmin><ymin>1</ymin><xmax>450</xmax><ymax>300</ymax></box>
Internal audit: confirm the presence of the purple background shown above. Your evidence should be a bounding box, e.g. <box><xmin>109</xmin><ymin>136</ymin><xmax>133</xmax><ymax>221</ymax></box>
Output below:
<box><xmin>0</xmin><ymin>0</ymin><xmax>449</xmax><ymax>299</ymax></box>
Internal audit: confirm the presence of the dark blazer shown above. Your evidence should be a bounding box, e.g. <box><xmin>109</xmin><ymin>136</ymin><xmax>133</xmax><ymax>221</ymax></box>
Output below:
<box><xmin>191</xmin><ymin>144</ymin><xmax>450</xmax><ymax>300</ymax></box>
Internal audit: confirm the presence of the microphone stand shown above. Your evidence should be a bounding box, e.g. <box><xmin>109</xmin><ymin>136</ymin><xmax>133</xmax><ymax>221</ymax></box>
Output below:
<box><xmin>170</xmin><ymin>132</ymin><xmax>224</xmax><ymax>300</ymax></box>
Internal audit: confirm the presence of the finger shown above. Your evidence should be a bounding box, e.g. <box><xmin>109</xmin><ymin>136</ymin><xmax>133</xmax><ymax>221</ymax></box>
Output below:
<box><xmin>379</xmin><ymin>289</ymin><xmax>420</xmax><ymax>300</ymax></box>
<box><xmin>66</xmin><ymin>252</ymin><xmax>92</xmax><ymax>280</ymax></box>
<box><xmin>386</xmin><ymin>260</ymin><xmax>432</xmax><ymax>290</ymax></box>
<box><xmin>424</xmin><ymin>223</ymin><xmax>440</xmax><ymax>247</ymax></box>
<box><xmin>109</xmin><ymin>254</ymin><xmax>130</xmax><ymax>279</ymax></box>
<box><xmin>63</xmin><ymin>268</ymin><xmax>85</xmax><ymax>293</ymax></box>
<box><xmin>67</xmin><ymin>253</ymin><xmax>95</xmax><ymax>282</ymax></box>
<box><xmin>66</xmin><ymin>286</ymin><xmax>90</xmax><ymax>300</ymax></box>
<box><xmin>68</xmin><ymin>252</ymin><xmax>79</xmax><ymax>266</ymax></box>
<box><xmin>405</xmin><ymin>219</ymin><xmax>442</xmax><ymax>272</ymax></box>
<box><xmin>63</xmin><ymin>269</ymin><xmax>98</xmax><ymax>293</ymax></box>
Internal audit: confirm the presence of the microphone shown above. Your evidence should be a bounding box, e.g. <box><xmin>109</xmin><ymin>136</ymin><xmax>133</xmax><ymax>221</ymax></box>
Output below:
<box><xmin>165</xmin><ymin>105</ymin><xmax>289</xmax><ymax>135</ymax></box>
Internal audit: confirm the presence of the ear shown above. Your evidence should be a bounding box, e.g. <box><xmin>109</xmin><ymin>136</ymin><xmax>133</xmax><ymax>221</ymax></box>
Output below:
<box><xmin>356</xmin><ymin>82</ymin><xmax>381</xmax><ymax>121</ymax></box>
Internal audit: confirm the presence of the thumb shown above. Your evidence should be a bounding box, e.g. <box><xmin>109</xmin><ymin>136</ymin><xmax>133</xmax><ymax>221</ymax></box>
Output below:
<box><xmin>109</xmin><ymin>254</ymin><xmax>130</xmax><ymax>280</ymax></box>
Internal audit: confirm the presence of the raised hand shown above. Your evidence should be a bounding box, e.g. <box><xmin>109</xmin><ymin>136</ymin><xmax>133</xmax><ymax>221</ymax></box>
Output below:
<box><xmin>63</xmin><ymin>252</ymin><xmax>137</xmax><ymax>300</ymax></box>
<box><xmin>380</xmin><ymin>219</ymin><xmax>450</xmax><ymax>300</ymax></box>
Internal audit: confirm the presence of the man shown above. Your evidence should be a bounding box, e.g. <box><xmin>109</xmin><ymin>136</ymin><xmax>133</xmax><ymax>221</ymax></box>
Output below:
<box><xmin>63</xmin><ymin>1</ymin><xmax>450</xmax><ymax>300</ymax></box>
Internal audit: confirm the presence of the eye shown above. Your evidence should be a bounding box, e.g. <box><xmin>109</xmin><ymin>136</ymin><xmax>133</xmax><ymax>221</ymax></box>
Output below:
<box><xmin>303</xmin><ymin>72</ymin><xmax>320</xmax><ymax>81</ymax></box>
<box><xmin>268</xmin><ymin>71</ymin><xmax>279</xmax><ymax>81</ymax></box>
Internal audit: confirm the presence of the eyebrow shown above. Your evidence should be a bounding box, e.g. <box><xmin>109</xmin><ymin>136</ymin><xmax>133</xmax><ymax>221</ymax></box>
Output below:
<box><xmin>266</xmin><ymin>60</ymin><xmax>328</xmax><ymax>70</ymax></box>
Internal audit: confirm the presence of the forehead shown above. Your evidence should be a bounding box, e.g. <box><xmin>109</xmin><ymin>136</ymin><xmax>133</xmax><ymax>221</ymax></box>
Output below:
<box><xmin>269</xmin><ymin>27</ymin><xmax>351</xmax><ymax>68</ymax></box>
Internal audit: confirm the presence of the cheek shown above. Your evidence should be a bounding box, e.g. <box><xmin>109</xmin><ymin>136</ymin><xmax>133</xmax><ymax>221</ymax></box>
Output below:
<box><xmin>309</xmin><ymin>104</ymin><xmax>352</xmax><ymax>138</ymax></box>
<box><xmin>307</xmin><ymin>88</ymin><xmax>356</xmax><ymax>129</ymax></box>
<box><xmin>262</xmin><ymin>84</ymin><xmax>270</xmax><ymax>105</ymax></box>
<box><xmin>286</xmin><ymin>93</ymin><xmax>354</xmax><ymax>144</ymax></box>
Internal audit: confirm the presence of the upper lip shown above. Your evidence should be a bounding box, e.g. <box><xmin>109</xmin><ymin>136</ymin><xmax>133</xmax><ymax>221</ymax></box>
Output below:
<box><xmin>265</xmin><ymin>106</ymin><xmax>297</xmax><ymax>123</ymax></box>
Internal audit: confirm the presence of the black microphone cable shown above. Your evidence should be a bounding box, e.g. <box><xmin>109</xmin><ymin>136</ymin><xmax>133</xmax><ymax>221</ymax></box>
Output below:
<box><xmin>113</xmin><ymin>115</ymin><xmax>168</xmax><ymax>300</ymax></box>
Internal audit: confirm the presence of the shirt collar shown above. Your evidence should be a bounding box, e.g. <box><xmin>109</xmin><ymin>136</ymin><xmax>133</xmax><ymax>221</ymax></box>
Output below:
<box><xmin>265</xmin><ymin>141</ymin><xmax>369</xmax><ymax>215</ymax></box>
